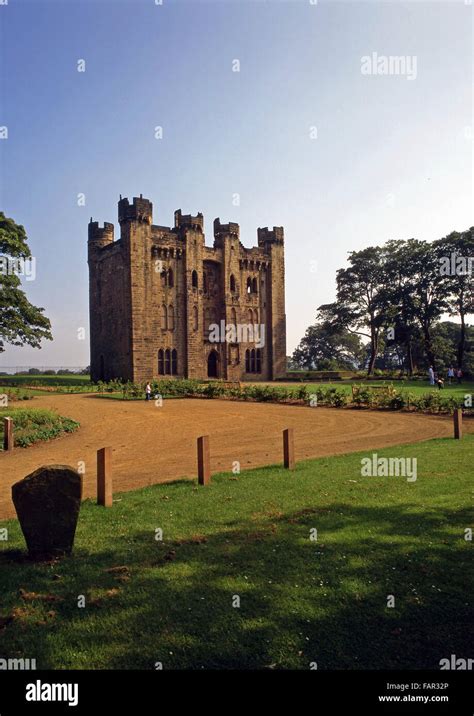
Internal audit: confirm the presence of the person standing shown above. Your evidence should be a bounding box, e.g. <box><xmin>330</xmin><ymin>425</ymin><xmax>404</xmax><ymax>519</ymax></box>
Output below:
<box><xmin>456</xmin><ymin>368</ymin><xmax>463</xmax><ymax>385</ymax></box>
<box><xmin>447</xmin><ymin>366</ymin><xmax>454</xmax><ymax>384</ymax></box>
<box><xmin>145</xmin><ymin>382</ymin><xmax>152</xmax><ymax>401</ymax></box>
<box><xmin>428</xmin><ymin>366</ymin><xmax>435</xmax><ymax>386</ymax></box>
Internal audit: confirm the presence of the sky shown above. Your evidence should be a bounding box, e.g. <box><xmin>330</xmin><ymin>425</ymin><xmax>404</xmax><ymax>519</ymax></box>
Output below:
<box><xmin>0</xmin><ymin>0</ymin><xmax>472</xmax><ymax>369</ymax></box>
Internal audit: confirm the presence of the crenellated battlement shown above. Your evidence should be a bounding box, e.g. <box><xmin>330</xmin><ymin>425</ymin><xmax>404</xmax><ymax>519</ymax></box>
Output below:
<box><xmin>174</xmin><ymin>209</ymin><xmax>204</xmax><ymax>232</ymax></box>
<box><xmin>118</xmin><ymin>195</ymin><xmax>153</xmax><ymax>225</ymax></box>
<box><xmin>88</xmin><ymin>220</ymin><xmax>114</xmax><ymax>245</ymax></box>
<box><xmin>213</xmin><ymin>217</ymin><xmax>240</xmax><ymax>240</ymax></box>
<box><xmin>257</xmin><ymin>226</ymin><xmax>284</xmax><ymax>247</ymax></box>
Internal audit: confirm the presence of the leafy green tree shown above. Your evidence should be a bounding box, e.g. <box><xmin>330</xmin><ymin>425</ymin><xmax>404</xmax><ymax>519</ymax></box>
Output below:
<box><xmin>292</xmin><ymin>322</ymin><xmax>364</xmax><ymax>370</ymax></box>
<box><xmin>318</xmin><ymin>246</ymin><xmax>390</xmax><ymax>375</ymax></box>
<box><xmin>0</xmin><ymin>212</ymin><xmax>52</xmax><ymax>352</ymax></box>
<box><xmin>436</xmin><ymin>228</ymin><xmax>474</xmax><ymax>369</ymax></box>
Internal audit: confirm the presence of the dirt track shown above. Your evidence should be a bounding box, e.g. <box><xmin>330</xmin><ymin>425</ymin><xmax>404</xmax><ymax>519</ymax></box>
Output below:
<box><xmin>0</xmin><ymin>394</ymin><xmax>466</xmax><ymax>520</ymax></box>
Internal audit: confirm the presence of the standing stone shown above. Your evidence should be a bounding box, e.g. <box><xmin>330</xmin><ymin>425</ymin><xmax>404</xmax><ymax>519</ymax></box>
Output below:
<box><xmin>11</xmin><ymin>465</ymin><xmax>83</xmax><ymax>559</ymax></box>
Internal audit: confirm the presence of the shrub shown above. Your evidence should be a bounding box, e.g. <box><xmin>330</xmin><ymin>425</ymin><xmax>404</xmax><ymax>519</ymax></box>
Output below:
<box><xmin>0</xmin><ymin>408</ymin><xmax>79</xmax><ymax>449</ymax></box>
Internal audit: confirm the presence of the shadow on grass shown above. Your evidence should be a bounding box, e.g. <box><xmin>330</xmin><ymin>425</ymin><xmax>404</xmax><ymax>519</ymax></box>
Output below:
<box><xmin>0</xmin><ymin>499</ymin><xmax>471</xmax><ymax>670</ymax></box>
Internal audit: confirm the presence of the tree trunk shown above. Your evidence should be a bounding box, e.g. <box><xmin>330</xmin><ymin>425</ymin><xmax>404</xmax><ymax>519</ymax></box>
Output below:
<box><xmin>423</xmin><ymin>328</ymin><xmax>436</xmax><ymax>372</ymax></box>
<box><xmin>367</xmin><ymin>330</ymin><xmax>378</xmax><ymax>376</ymax></box>
<box><xmin>406</xmin><ymin>340</ymin><xmax>414</xmax><ymax>376</ymax></box>
<box><xmin>457</xmin><ymin>313</ymin><xmax>466</xmax><ymax>369</ymax></box>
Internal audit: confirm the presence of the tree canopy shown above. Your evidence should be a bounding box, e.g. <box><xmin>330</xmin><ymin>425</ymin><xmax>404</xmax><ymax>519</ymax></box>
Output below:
<box><xmin>0</xmin><ymin>212</ymin><xmax>52</xmax><ymax>352</ymax></box>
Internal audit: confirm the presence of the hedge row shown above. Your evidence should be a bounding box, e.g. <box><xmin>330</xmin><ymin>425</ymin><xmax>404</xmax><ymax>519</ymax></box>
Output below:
<box><xmin>116</xmin><ymin>380</ymin><xmax>472</xmax><ymax>415</ymax></box>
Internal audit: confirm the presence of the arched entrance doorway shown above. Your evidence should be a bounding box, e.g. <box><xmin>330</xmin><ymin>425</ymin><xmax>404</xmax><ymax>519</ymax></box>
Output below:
<box><xmin>207</xmin><ymin>350</ymin><xmax>219</xmax><ymax>378</ymax></box>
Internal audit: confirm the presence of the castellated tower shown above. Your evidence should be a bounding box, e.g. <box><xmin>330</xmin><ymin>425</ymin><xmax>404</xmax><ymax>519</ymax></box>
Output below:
<box><xmin>88</xmin><ymin>195</ymin><xmax>287</xmax><ymax>383</ymax></box>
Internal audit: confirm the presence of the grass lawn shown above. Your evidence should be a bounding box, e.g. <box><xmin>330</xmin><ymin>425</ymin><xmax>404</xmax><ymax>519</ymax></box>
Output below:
<box><xmin>0</xmin><ymin>435</ymin><xmax>472</xmax><ymax>670</ymax></box>
<box><xmin>0</xmin><ymin>408</ymin><xmax>79</xmax><ymax>448</ymax></box>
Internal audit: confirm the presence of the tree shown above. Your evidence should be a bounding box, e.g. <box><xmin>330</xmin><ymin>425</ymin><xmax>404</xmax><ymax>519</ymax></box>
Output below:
<box><xmin>384</xmin><ymin>240</ymin><xmax>425</xmax><ymax>375</ymax></box>
<box><xmin>0</xmin><ymin>212</ymin><xmax>52</xmax><ymax>352</ymax></box>
<box><xmin>292</xmin><ymin>322</ymin><xmax>364</xmax><ymax>370</ymax></box>
<box><xmin>437</xmin><ymin>228</ymin><xmax>474</xmax><ymax>369</ymax></box>
<box><xmin>318</xmin><ymin>246</ymin><xmax>390</xmax><ymax>375</ymax></box>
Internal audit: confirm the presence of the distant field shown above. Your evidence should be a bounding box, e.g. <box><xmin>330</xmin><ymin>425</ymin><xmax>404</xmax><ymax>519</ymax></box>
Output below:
<box><xmin>0</xmin><ymin>375</ymin><xmax>91</xmax><ymax>387</ymax></box>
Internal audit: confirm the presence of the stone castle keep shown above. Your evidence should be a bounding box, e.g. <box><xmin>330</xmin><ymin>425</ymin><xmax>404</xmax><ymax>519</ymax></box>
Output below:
<box><xmin>88</xmin><ymin>195</ymin><xmax>286</xmax><ymax>383</ymax></box>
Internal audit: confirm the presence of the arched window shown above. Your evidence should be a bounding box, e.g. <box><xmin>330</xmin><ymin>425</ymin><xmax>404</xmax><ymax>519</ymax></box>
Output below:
<box><xmin>248</xmin><ymin>309</ymin><xmax>253</xmax><ymax>324</ymax></box>
<box><xmin>161</xmin><ymin>304</ymin><xmax>167</xmax><ymax>330</ymax></box>
<box><xmin>161</xmin><ymin>270</ymin><xmax>167</xmax><ymax>287</ymax></box>
<box><xmin>256</xmin><ymin>348</ymin><xmax>262</xmax><ymax>373</ymax></box>
<box><xmin>252</xmin><ymin>277</ymin><xmax>258</xmax><ymax>294</ymax></box>
<box><xmin>246</xmin><ymin>277</ymin><xmax>252</xmax><ymax>294</ymax></box>
<box><xmin>245</xmin><ymin>349</ymin><xmax>250</xmax><ymax>373</ymax></box>
<box><xmin>193</xmin><ymin>305</ymin><xmax>198</xmax><ymax>330</ymax></box>
<box><xmin>192</xmin><ymin>270</ymin><xmax>198</xmax><ymax>289</ymax></box>
<box><xmin>168</xmin><ymin>304</ymin><xmax>174</xmax><ymax>331</ymax></box>
<box><xmin>171</xmin><ymin>349</ymin><xmax>177</xmax><ymax>375</ymax></box>
<box><xmin>253</xmin><ymin>309</ymin><xmax>258</xmax><ymax>324</ymax></box>
<box><xmin>230</xmin><ymin>308</ymin><xmax>237</xmax><ymax>326</ymax></box>
<box><xmin>203</xmin><ymin>272</ymin><xmax>208</xmax><ymax>293</ymax></box>
<box><xmin>165</xmin><ymin>349</ymin><xmax>171</xmax><ymax>375</ymax></box>
<box><xmin>230</xmin><ymin>274</ymin><xmax>236</xmax><ymax>292</ymax></box>
<box><xmin>158</xmin><ymin>349</ymin><xmax>164</xmax><ymax>375</ymax></box>
<box><xmin>251</xmin><ymin>349</ymin><xmax>256</xmax><ymax>373</ymax></box>
<box><xmin>167</xmin><ymin>268</ymin><xmax>174</xmax><ymax>288</ymax></box>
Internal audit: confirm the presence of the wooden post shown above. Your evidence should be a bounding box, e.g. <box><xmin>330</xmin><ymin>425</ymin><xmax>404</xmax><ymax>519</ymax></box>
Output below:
<box><xmin>97</xmin><ymin>447</ymin><xmax>113</xmax><ymax>506</ymax></box>
<box><xmin>453</xmin><ymin>409</ymin><xmax>463</xmax><ymax>440</ymax></box>
<box><xmin>283</xmin><ymin>428</ymin><xmax>295</xmax><ymax>470</ymax></box>
<box><xmin>3</xmin><ymin>417</ymin><xmax>13</xmax><ymax>451</ymax></box>
<box><xmin>197</xmin><ymin>435</ymin><xmax>211</xmax><ymax>485</ymax></box>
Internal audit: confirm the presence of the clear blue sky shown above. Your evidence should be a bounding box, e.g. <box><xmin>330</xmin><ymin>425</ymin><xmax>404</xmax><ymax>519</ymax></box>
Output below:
<box><xmin>0</xmin><ymin>0</ymin><xmax>472</xmax><ymax>368</ymax></box>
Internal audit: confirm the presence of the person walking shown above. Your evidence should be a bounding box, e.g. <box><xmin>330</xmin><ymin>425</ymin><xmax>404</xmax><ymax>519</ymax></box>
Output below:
<box><xmin>447</xmin><ymin>366</ymin><xmax>455</xmax><ymax>384</ymax></box>
<box><xmin>145</xmin><ymin>382</ymin><xmax>152</xmax><ymax>401</ymax></box>
<box><xmin>428</xmin><ymin>366</ymin><xmax>435</xmax><ymax>386</ymax></box>
<box><xmin>456</xmin><ymin>368</ymin><xmax>463</xmax><ymax>385</ymax></box>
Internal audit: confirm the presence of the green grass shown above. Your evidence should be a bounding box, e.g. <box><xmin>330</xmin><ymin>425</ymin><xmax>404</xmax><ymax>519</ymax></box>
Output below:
<box><xmin>0</xmin><ymin>408</ymin><xmax>79</xmax><ymax>448</ymax></box>
<box><xmin>0</xmin><ymin>435</ymin><xmax>472</xmax><ymax>669</ymax></box>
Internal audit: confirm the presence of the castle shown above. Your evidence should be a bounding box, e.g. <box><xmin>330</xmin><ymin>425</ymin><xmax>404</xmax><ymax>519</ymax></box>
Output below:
<box><xmin>88</xmin><ymin>196</ymin><xmax>286</xmax><ymax>383</ymax></box>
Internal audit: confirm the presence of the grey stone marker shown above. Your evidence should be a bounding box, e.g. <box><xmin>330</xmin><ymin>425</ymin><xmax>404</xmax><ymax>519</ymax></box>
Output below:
<box><xmin>11</xmin><ymin>465</ymin><xmax>83</xmax><ymax>559</ymax></box>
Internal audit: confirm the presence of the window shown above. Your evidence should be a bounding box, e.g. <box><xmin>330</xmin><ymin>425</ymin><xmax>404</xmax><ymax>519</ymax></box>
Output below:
<box><xmin>203</xmin><ymin>272</ymin><xmax>208</xmax><ymax>293</ymax></box>
<box><xmin>158</xmin><ymin>349</ymin><xmax>164</xmax><ymax>375</ymax></box>
<box><xmin>230</xmin><ymin>308</ymin><xmax>237</xmax><ymax>326</ymax></box>
<box><xmin>161</xmin><ymin>304</ymin><xmax>167</xmax><ymax>330</ymax></box>
<box><xmin>230</xmin><ymin>274</ymin><xmax>236</xmax><ymax>292</ymax></box>
<box><xmin>168</xmin><ymin>268</ymin><xmax>174</xmax><ymax>288</ymax></box>
<box><xmin>168</xmin><ymin>304</ymin><xmax>174</xmax><ymax>331</ymax></box>
<box><xmin>252</xmin><ymin>277</ymin><xmax>258</xmax><ymax>294</ymax></box>
<box><xmin>251</xmin><ymin>349</ymin><xmax>256</xmax><ymax>373</ymax></box>
<box><xmin>165</xmin><ymin>349</ymin><xmax>171</xmax><ymax>375</ymax></box>
<box><xmin>171</xmin><ymin>349</ymin><xmax>177</xmax><ymax>375</ymax></box>
<box><xmin>245</xmin><ymin>349</ymin><xmax>250</xmax><ymax>373</ymax></box>
<box><xmin>193</xmin><ymin>305</ymin><xmax>198</xmax><ymax>330</ymax></box>
<box><xmin>246</xmin><ymin>277</ymin><xmax>252</xmax><ymax>294</ymax></box>
<box><xmin>256</xmin><ymin>348</ymin><xmax>262</xmax><ymax>373</ymax></box>
<box><xmin>253</xmin><ymin>309</ymin><xmax>258</xmax><ymax>324</ymax></box>
<box><xmin>248</xmin><ymin>309</ymin><xmax>253</xmax><ymax>324</ymax></box>
<box><xmin>192</xmin><ymin>270</ymin><xmax>198</xmax><ymax>289</ymax></box>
